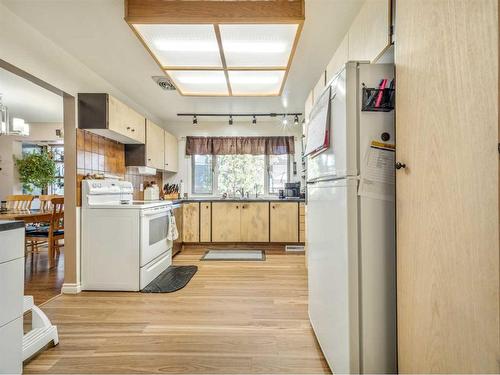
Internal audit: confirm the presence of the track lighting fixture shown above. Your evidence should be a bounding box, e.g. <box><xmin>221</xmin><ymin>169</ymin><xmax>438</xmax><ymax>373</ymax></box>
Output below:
<box><xmin>178</xmin><ymin>112</ymin><xmax>303</xmax><ymax>126</ymax></box>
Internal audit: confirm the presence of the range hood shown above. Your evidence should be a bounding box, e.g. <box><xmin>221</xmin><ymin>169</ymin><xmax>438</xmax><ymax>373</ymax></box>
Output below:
<box><xmin>126</xmin><ymin>166</ymin><xmax>157</xmax><ymax>176</ymax></box>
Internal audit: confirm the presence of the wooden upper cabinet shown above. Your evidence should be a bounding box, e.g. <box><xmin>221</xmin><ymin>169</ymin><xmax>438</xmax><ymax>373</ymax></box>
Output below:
<box><xmin>164</xmin><ymin>131</ymin><xmax>178</xmax><ymax>172</ymax></box>
<box><xmin>200</xmin><ymin>202</ymin><xmax>211</xmax><ymax>242</ymax></box>
<box><xmin>183</xmin><ymin>203</ymin><xmax>200</xmax><ymax>242</ymax></box>
<box><xmin>270</xmin><ymin>202</ymin><xmax>299</xmax><ymax>243</ymax></box>
<box><xmin>145</xmin><ymin>119</ymin><xmax>165</xmax><ymax>170</ymax></box>
<box><xmin>348</xmin><ymin>0</ymin><xmax>391</xmax><ymax>62</ymax></box>
<box><xmin>240</xmin><ymin>202</ymin><xmax>269</xmax><ymax>242</ymax></box>
<box><xmin>78</xmin><ymin>93</ymin><xmax>145</xmax><ymax>144</ymax></box>
<box><xmin>212</xmin><ymin>202</ymin><xmax>241</xmax><ymax>242</ymax></box>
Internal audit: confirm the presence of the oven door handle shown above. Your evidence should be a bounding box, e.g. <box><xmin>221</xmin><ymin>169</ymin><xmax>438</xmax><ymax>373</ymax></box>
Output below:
<box><xmin>141</xmin><ymin>208</ymin><xmax>170</xmax><ymax>217</ymax></box>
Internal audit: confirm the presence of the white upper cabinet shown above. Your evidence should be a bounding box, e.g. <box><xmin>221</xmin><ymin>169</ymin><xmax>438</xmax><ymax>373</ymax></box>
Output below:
<box><xmin>164</xmin><ymin>130</ymin><xmax>178</xmax><ymax>173</ymax></box>
<box><xmin>145</xmin><ymin>119</ymin><xmax>165</xmax><ymax>170</ymax></box>
<box><xmin>326</xmin><ymin>33</ymin><xmax>349</xmax><ymax>84</ymax></box>
<box><xmin>348</xmin><ymin>0</ymin><xmax>391</xmax><ymax>62</ymax></box>
<box><xmin>313</xmin><ymin>71</ymin><xmax>326</xmax><ymax>105</ymax></box>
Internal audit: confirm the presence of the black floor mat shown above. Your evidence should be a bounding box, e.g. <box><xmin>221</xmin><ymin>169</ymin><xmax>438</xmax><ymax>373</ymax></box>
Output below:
<box><xmin>141</xmin><ymin>265</ymin><xmax>198</xmax><ymax>293</ymax></box>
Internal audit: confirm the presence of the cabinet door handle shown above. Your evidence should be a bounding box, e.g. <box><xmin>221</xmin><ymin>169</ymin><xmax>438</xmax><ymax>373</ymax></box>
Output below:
<box><xmin>126</xmin><ymin>126</ymin><xmax>131</xmax><ymax>130</ymax></box>
<box><xmin>272</xmin><ymin>205</ymin><xmax>275</xmax><ymax>209</ymax></box>
<box><xmin>131</xmin><ymin>128</ymin><xmax>135</xmax><ymax>132</ymax></box>
<box><xmin>395</xmin><ymin>162</ymin><xmax>406</xmax><ymax>170</ymax></box>
<box><xmin>235</xmin><ymin>205</ymin><xmax>239</xmax><ymax>209</ymax></box>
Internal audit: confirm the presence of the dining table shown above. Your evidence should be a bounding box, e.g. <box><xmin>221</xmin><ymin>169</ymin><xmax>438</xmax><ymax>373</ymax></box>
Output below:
<box><xmin>0</xmin><ymin>209</ymin><xmax>52</xmax><ymax>224</ymax></box>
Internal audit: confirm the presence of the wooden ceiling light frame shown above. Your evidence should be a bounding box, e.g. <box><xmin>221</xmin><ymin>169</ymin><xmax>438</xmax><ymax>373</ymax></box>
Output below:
<box><xmin>125</xmin><ymin>0</ymin><xmax>305</xmax><ymax>97</ymax></box>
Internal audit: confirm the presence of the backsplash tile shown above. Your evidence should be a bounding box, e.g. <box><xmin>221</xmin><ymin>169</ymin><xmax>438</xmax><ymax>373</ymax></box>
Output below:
<box><xmin>76</xmin><ymin>129</ymin><xmax>162</xmax><ymax>205</ymax></box>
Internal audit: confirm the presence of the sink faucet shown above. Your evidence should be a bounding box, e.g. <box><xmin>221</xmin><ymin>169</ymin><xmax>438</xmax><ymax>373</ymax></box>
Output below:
<box><xmin>254</xmin><ymin>184</ymin><xmax>259</xmax><ymax>199</ymax></box>
<box><xmin>235</xmin><ymin>187</ymin><xmax>245</xmax><ymax>198</ymax></box>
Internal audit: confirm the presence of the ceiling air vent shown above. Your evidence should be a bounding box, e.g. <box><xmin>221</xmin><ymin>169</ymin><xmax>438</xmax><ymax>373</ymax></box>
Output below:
<box><xmin>152</xmin><ymin>76</ymin><xmax>176</xmax><ymax>91</ymax></box>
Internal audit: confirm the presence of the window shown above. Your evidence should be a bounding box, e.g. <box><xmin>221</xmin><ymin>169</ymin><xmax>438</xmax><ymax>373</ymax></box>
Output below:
<box><xmin>191</xmin><ymin>154</ymin><xmax>290</xmax><ymax>196</ymax></box>
<box><xmin>192</xmin><ymin>154</ymin><xmax>214</xmax><ymax>194</ymax></box>
<box><xmin>268</xmin><ymin>154</ymin><xmax>289</xmax><ymax>194</ymax></box>
<box><xmin>217</xmin><ymin>155</ymin><xmax>265</xmax><ymax>196</ymax></box>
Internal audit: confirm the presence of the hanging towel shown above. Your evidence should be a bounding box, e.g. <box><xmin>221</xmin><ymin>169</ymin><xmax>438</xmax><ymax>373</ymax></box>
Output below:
<box><xmin>167</xmin><ymin>214</ymin><xmax>179</xmax><ymax>241</ymax></box>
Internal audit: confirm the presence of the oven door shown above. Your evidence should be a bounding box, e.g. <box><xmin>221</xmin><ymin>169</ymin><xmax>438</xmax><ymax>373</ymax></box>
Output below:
<box><xmin>140</xmin><ymin>206</ymin><xmax>171</xmax><ymax>267</ymax></box>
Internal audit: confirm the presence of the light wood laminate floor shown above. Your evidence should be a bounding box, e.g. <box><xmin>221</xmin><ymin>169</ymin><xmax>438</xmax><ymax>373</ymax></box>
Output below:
<box><xmin>24</xmin><ymin>246</ymin><xmax>330</xmax><ymax>374</ymax></box>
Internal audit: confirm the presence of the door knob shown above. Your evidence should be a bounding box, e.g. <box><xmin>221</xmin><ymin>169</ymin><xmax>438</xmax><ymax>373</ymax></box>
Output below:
<box><xmin>395</xmin><ymin>162</ymin><xmax>406</xmax><ymax>170</ymax></box>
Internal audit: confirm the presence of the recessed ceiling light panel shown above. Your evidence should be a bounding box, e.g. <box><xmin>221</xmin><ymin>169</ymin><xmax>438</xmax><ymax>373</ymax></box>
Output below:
<box><xmin>220</xmin><ymin>24</ymin><xmax>298</xmax><ymax>68</ymax></box>
<box><xmin>228</xmin><ymin>70</ymin><xmax>285</xmax><ymax>96</ymax></box>
<box><xmin>166</xmin><ymin>70</ymin><xmax>229</xmax><ymax>95</ymax></box>
<box><xmin>133</xmin><ymin>24</ymin><xmax>222</xmax><ymax>68</ymax></box>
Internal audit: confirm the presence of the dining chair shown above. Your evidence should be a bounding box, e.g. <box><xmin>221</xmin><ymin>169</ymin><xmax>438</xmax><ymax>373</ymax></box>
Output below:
<box><xmin>25</xmin><ymin>197</ymin><xmax>64</xmax><ymax>266</ymax></box>
<box><xmin>38</xmin><ymin>195</ymin><xmax>56</xmax><ymax>212</ymax></box>
<box><xmin>6</xmin><ymin>195</ymin><xmax>34</xmax><ymax>210</ymax></box>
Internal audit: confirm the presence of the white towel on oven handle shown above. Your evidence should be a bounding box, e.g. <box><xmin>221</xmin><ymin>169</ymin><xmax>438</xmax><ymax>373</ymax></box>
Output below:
<box><xmin>167</xmin><ymin>214</ymin><xmax>179</xmax><ymax>241</ymax></box>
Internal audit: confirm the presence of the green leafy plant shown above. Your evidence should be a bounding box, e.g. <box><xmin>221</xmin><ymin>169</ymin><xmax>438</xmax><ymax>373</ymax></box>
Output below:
<box><xmin>15</xmin><ymin>151</ymin><xmax>57</xmax><ymax>193</ymax></box>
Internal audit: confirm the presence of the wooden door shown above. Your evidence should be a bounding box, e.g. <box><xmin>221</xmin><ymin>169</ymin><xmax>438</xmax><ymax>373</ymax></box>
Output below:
<box><xmin>395</xmin><ymin>0</ymin><xmax>499</xmax><ymax>372</ymax></box>
<box><xmin>146</xmin><ymin>119</ymin><xmax>164</xmax><ymax>170</ymax></box>
<box><xmin>270</xmin><ymin>202</ymin><xmax>298</xmax><ymax>242</ymax></box>
<box><xmin>240</xmin><ymin>202</ymin><xmax>269</xmax><ymax>242</ymax></box>
<box><xmin>200</xmin><ymin>202</ymin><xmax>211</xmax><ymax>242</ymax></box>
<box><xmin>212</xmin><ymin>202</ymin><xmax>241</xmax><ymax>242</ymax></box>
<box><xmin>182</xmin><ymin>203</ymin><xmax>199</xmax><ymax>242</ymax></box>
<box><xmin>164</xmin><ymin>131</ymin><xmax>178</xmax><ymax>172</ymax></box>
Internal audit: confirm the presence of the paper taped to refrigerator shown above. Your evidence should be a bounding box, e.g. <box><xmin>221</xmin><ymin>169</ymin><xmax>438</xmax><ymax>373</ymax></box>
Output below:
<box><xmin>304</xmin><ymin>87</ymin><xmax>332</xmax><ymax>157</ymax></box>
<box><xmin>358</xmin><ymin>141</ymin><xmax>395</xmax><ymax>201</ymax></box>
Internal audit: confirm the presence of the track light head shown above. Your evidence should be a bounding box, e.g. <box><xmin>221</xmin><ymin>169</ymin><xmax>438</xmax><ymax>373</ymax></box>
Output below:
<box><xmin>193</xmin><ymin>115</ymin><xmax>198</xmax><ymax>125</ymax></box>
<box><xmin>294</xmin><ymin>115</ymin><xmax>299</xmax><ymax>126</ymax></box>
<box><xmin>252</xmin><ymin>116</ymin><xmax>257</xmax><ymax>125</ymax></box>
<box><xmin>229</xmin><ymin>115</ymin><xmax>233</xmax><ymax>125</ymax></box>
<box><xmin>282</xmin><ymin>115</ymin><xmax>288</xmax><ymax>126</ymax></box>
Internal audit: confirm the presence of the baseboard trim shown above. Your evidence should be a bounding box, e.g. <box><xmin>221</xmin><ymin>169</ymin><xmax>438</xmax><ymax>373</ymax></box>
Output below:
<box><xmin>61</xmin><ymin>283</ymin><xmax>82</xmax><ymax>294</ymax></box>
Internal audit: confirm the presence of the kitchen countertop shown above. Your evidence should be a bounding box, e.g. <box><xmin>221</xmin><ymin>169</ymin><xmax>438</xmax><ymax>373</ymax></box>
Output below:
<box><xmin>171</xmin><ymin>197</ymin><xmax>305</xmax><ymax>204</ymax></box>
<box><xmin>0</xmin><ymin>220</ymin><xmax>25</xmax><ymax>232</ymax></box>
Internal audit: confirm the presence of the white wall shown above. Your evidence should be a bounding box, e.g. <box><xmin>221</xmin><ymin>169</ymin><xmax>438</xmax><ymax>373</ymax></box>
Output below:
<box><xmin>163</xmin><ymin>120</ymin><xmax>303</xmax><ymax>198</ymax></box>
<box><xmin>0</xmin><ymin>1</ymin><xmax>159</xmax><ymax>123</ymax></box>
<box><xmin>0</xmin><ymin>136</ymin><xmax>22</xmax><ymax>200</ymax></box>
<box><xmin>0</xmin><ymin>122</ymin><xmax>64</xmax><ymax>200</ymax></box>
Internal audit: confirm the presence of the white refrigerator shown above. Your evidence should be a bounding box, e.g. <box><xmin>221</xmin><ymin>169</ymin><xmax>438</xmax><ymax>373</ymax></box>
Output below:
<box><xmin>307</xmin><ymin>62</ymin><xmax>397</xmax><ymax>374</ymax></box>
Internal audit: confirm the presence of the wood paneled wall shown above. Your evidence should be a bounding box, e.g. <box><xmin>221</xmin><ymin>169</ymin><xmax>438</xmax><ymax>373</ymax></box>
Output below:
<box><xmin>76</xmin><ymin>129</ymin><xmax>162</xmax><ymax>205</ymax></box>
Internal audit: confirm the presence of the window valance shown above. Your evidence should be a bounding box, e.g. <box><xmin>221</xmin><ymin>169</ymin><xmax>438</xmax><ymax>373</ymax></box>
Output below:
<box><xmin>185</xmin><ymin>136</ymin><xmax>295</xmax><ymax>156</ymax></box>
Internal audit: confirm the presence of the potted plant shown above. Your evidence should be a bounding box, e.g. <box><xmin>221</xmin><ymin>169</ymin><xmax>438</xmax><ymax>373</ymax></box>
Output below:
<box><xmin>15</xmin><ymin>151</ymin><xmax>57</xmax><ymax>193</ymax></box>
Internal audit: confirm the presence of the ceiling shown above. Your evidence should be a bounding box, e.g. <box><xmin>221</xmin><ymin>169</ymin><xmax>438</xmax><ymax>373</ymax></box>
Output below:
<box><xmin>3</xmin><ymin>0</ymin><xmax>364</xmax><ymax>125</ymax></box>
<box><xmin>0</xmin><ymin>66</ymin><xmax>63</xmax><ymax>123</ymax></box>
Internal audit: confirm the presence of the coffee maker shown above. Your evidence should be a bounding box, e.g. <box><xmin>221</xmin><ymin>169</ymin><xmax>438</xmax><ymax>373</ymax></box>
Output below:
<box><xmin>284</xmin><ymin>182</ymin><xmax>300</xmax><ymax>198</ymax></box>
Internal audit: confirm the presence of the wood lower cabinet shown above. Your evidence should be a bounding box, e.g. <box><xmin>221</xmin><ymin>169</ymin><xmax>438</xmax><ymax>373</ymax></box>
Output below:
<box><xmin>240</xmin><ymin>202</ymin><xmax>269</xmax><ymax>242</ymax></box>
<box><xmin>182</xmin><ymin>200</ymin><xmax>301</xmax><ymax>244</ymax></box>
<box><xmin>183</xmin><ymin>203</ymin><xmax>199</xmax><ymax>242</ymax></box>
<box><xmin>270</xmin><ymin>202</ymin><xmax>299</xmax><ymax>243</ymax></box>
<box><xmin>200</xmin><ymin>202</ymin><xmax>211</xmax><ymax>242</ymax></box>
<box><xmin>212</xmin><ymin>202</ymin><xmax>241</xmax><ymax>242</ymax></box>
<box><xmin>299</xmin><ymin>202</ymin><xmax>306</xmax><ymax>243</ymax></box>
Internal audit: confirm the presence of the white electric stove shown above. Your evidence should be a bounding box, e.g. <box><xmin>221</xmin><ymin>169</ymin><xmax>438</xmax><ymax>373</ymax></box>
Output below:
<box><xmin>81</xmin><ymin>179</ymin><xmax>173</xmax><ymax>291</ymax></box>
